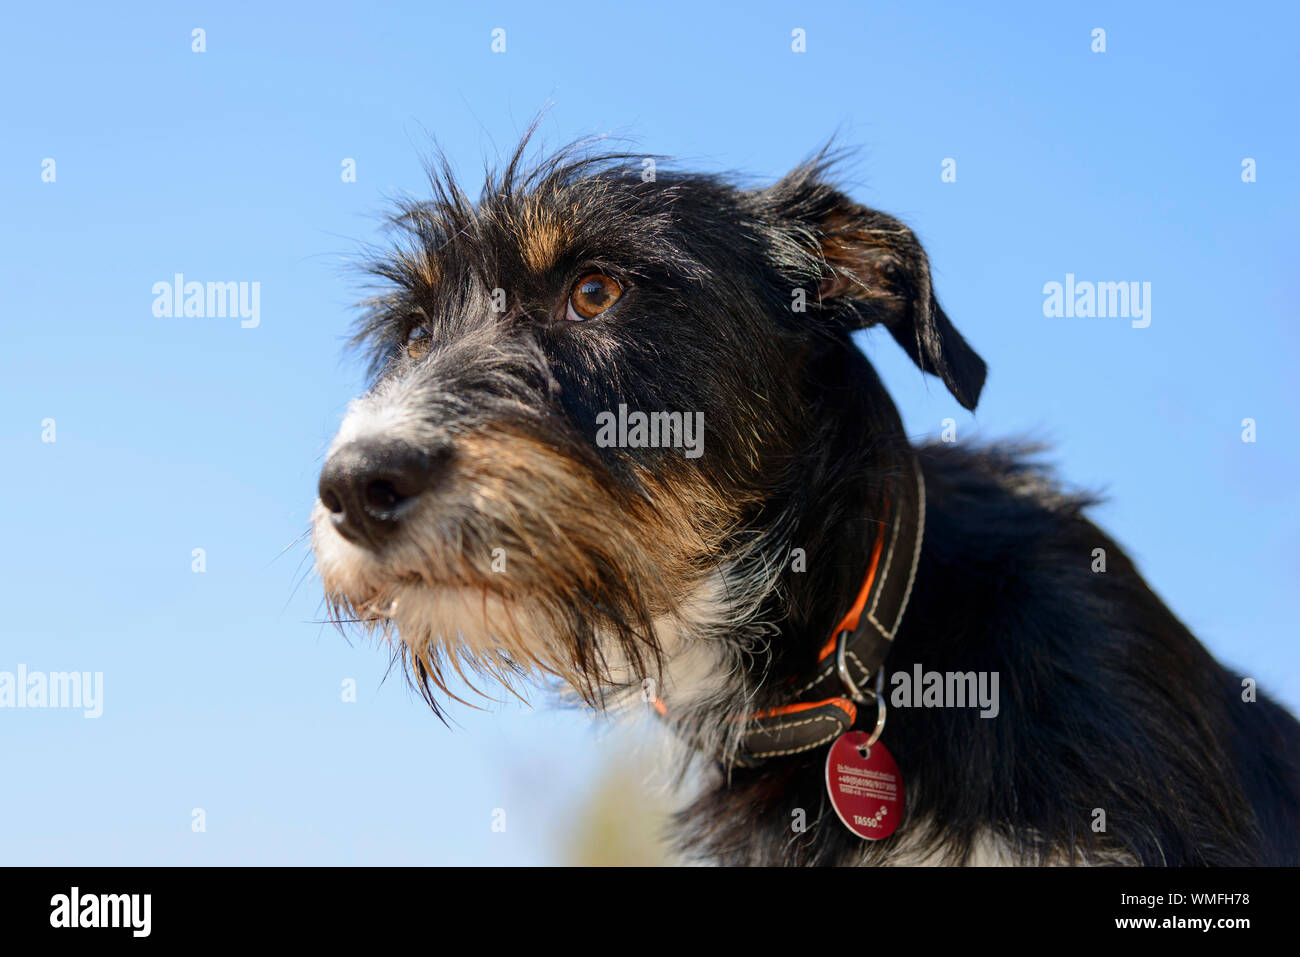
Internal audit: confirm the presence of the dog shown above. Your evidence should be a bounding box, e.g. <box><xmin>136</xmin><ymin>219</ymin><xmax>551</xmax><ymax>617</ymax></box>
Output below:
<box><xmin>312</xmin><ymin>135</ymin><xmax>1300</xmax><ymax>866</ymax></box>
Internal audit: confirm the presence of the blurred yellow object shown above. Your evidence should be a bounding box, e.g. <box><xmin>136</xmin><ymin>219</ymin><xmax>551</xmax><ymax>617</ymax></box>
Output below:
<box><xmin>564</xmin><ymin>753</ymin><xmax>673</xmax><ymax>867</ymax></box>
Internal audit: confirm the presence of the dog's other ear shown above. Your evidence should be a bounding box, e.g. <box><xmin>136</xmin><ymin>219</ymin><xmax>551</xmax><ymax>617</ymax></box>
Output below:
<box><xmin>767</xmin><ymin>172</ymin><xmax>986</xmax><ymax>410</ymax></box>
<box><xmin>820</xmin><ymin>202</ymin><xmax>985</xmax><ymax>410</ymax></box>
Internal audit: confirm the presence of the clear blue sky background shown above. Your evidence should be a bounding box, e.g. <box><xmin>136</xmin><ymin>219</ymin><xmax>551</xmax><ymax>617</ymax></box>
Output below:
<box><xmin>1</xmin><ymin>2</ymin><xmax>1296</xmax><ymax>865</ymax></box>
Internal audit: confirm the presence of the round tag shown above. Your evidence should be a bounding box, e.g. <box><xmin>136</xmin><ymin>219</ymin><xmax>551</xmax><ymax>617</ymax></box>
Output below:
<box><xmin>825</xmin><ymin>731</ymin><xmax>904</xmax><ymax>840</ymax></box>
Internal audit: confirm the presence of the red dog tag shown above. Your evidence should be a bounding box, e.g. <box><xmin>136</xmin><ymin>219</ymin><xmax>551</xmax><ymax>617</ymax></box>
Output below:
<box><xmin>825</xmin><ymin>731</ymin><xmax>904</xmax><ymax>840</ymax></box>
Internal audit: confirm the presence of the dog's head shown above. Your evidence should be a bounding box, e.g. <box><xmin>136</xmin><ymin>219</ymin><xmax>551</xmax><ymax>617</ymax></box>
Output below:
<box><xmin>312</xmin><ymin>137</ymin><xmax>984</xmax><ymax>719</ymax></box>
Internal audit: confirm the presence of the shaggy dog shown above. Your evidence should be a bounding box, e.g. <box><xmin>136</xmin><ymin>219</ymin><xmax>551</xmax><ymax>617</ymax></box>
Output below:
<box><xmin>313</xmin><ymin>137</ymin><xmax>1300</xmax><ymax>865</ymax></box>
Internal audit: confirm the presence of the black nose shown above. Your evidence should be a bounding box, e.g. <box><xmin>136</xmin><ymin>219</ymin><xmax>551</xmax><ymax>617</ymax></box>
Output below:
<box><xmin>318</xmin><ymin>440</ymin><xmax>449</xmax><ymax>550</ymax></box>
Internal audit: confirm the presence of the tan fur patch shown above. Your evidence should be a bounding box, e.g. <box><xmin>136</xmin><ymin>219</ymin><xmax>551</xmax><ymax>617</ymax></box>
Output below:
<box><xmin>818</xmin><ymin>210</ymin><xmax>906</xmax><ymax>307</ymax></box>
<box><xmin>315</xmin><ymin>422</ymin><xmax>748</xmax><ymax>710</ymax></box>
<box><xmin>518</xmin><ymin>200</ymin><xmax>568</xmax><ymax>273</ymax></box>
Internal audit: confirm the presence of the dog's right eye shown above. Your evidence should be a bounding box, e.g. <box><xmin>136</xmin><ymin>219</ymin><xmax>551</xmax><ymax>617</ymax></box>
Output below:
<box><xmin>406</xmin><ymin>329</ymin><xmax>432</xmax><ymax>359</ymax></box>
<box><xmin>566</xmin><ymin>273</ymin><xmax>623</xmax><ymax>321</ymax></box>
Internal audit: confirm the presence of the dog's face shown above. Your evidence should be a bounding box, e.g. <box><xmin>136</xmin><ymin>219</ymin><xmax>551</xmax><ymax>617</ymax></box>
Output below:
<box><xmin>312</xmin><ymin>141</ymin><xmax>984</xmax><ymax>717</ymax></box>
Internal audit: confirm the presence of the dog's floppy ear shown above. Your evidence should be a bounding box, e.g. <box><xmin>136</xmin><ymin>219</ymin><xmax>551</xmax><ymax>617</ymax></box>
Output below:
<box><xmin>768</xmin><ymin>172</ymin><xmax>987</xmax><ymax>410</ymax></box>
<box><xmin>819</xmin><ymin>202</ymin><xmax>985</xmax><ymax>410</ymax></box>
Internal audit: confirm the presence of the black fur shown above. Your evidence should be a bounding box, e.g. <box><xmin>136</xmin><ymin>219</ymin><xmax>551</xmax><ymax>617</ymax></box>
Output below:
<box><xmin>681</xmin><ymin>437</ymin><xmax>1300</xmax><ymax>865</ymax></box>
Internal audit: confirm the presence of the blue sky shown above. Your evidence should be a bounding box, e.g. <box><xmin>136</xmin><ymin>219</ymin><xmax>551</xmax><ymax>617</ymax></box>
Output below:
<box><xmin>1</xmin><ymin>1</ymin><xmax>1296</xmax><ymax>864</ymax></box>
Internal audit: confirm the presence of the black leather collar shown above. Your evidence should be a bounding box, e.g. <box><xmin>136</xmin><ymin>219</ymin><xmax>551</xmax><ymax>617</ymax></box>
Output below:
<box><xmin>727</xmin><ymin>457</ymin><xmax>925</xmax><ymax>768</ymax></box>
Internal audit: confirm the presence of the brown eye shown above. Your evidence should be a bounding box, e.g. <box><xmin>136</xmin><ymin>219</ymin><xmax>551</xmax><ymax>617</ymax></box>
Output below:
<box><xmin>566</xmin><ymin>272</ymin><xmax>623</xmax><ymax>320</ymax></box>
<box><xmin>406</xmin><ymin>328</ymin><xmax>432</xmax><ymax>360</ymax></box>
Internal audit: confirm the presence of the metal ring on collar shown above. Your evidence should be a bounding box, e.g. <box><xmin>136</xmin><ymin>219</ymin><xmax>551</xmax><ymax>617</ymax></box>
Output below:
<box><xmin>835</xmin><ymin>630</ymin><xmax>887</xmax><ymax>748</ymax></box>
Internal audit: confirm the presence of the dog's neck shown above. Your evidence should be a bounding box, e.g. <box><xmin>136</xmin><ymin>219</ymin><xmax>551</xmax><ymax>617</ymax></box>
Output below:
<box><xmin>764</xmin><ymin>341</ymin><xmax>919</xmax><ymax>671</ymax></box>
<box><xmin>724</xmin><ymin>450</ymin><xmax>926</xmax><ymax>767</ymax></box>
<box><xmin>653</xmin><ymin>341</ymin><xmax>925</xmax><ymax>766</ymax></box>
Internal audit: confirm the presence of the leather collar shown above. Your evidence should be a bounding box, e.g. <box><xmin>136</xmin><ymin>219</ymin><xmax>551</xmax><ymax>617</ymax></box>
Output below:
<box><xmin>727</xmin><ymin>456</ymin><xmax>926</xmax><ymax>768</ymax></box>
